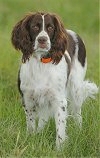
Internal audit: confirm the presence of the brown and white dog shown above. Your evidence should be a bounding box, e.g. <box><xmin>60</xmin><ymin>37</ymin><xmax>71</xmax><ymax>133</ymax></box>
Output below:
<box><xmin>11</xmin><ymin>12</ymin><xmax>98</xmax><ymax>148</ymax></box>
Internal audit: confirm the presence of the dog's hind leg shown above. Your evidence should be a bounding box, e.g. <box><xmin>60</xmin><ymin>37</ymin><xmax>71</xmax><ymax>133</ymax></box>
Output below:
<box><xmin>67</xmin><ymin>59</ymin><xmax>98</xmax><ymax>127</ymax></box>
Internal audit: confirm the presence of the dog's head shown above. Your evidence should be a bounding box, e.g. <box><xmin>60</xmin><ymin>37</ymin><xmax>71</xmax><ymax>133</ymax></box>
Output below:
<box><xmin>11</xmin><ymin>12</ymin><xmax>67</xmax><ymax>64</ymax></box>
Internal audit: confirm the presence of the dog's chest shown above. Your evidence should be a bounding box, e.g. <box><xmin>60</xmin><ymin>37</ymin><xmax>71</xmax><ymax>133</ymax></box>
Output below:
<box><xmin>20</xmin><ymin>57</ymin><xmax>67</xmax><ymax>102</ymax></box>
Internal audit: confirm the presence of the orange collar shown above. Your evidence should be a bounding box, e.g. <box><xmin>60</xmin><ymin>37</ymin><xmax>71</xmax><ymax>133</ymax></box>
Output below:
<box><xmin>41</xmin><ymin>57</ymin><xmax>52</xmax><ymax>63</ymax></box>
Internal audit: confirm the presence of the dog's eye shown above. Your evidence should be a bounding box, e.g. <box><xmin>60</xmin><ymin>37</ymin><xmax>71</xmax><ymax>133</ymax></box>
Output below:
<box><xmin>32</xmin><ymin>26</ymin><xmax>39</xmax><ymax>31</ymax></box>
<box><xmin>47</xmin><ymin>26</ymin><xmax>54</xmax><ymax>32</ymax></box>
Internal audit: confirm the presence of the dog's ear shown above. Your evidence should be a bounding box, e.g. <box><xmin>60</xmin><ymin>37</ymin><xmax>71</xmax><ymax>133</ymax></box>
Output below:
<box><xmin>51</xmin><ymin>14</ymin><xmax>68</xmax><ymax>64</ymax></box>
<box><xmin>11</xmin><ymin>14</ymin><xmax>34</xmax><ymax>62</ymax></box>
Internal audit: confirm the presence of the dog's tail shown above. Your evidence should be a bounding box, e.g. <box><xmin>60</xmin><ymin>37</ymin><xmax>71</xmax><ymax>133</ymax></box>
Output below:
<box><xmin>82</xmin><ymin>80</ymin><xmax>98</xmax><ymax>101</ymax></box>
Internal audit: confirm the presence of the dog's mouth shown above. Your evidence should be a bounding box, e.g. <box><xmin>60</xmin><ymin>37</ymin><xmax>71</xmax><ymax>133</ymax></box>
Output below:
<box><xmin>38</xmin><ymin>43</ymin><xmax>48</xmax><ymax>49</ymax></box>
<box><xmin>34</xmin><ymin>43</ymin><xmax>50</xmax><ymax>53</ymax></box>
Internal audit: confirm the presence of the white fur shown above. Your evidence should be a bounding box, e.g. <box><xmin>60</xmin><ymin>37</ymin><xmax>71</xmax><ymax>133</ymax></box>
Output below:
<box><xmin>19</xmin><ymin>29</ymin><xmax>98</xmax><ymax>148</ymax></box>
<box><xmin>65</xmin><ymin>50</ymin><xmax>71</xmax><ymax>62</ymax></box>
<box><xmin>42</xmin><ymin>15</ymin><xmax>45</xmax><ymax>31</ymax></box>
<box><xmin>20</xmin><ymin>56</ymin><xmax>68</xmax><ymax>148</ymax></box>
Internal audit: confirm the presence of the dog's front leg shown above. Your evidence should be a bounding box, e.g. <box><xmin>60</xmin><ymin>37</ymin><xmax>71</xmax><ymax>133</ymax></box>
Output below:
<box><xmin>24</xmin><ymin>105</ymin><xmax>37</xmax><ymax>134</ymax></box>
<box><xmin>23</xmin><ymin>95</ymin><xmax>37</xmax><ymax>134</ymax></box>
<box><xmin>54</xmin><ymin>99</ymin><xmax>68</xmax><ymax>149</ymax></box>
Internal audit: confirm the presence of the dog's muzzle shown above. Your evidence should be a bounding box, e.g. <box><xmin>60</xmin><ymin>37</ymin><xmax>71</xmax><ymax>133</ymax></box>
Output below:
<box><xmin>34</xmin><ymin>31</ymin><xmax>51</xmax><ymax>52</ymax></box>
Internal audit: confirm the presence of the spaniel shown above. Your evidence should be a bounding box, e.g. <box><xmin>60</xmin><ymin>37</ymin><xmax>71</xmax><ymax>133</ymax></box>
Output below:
<box><xmin>11</xmin><ymin>12</ymin><xmax>98</xmax><ymax>148</ymax></box>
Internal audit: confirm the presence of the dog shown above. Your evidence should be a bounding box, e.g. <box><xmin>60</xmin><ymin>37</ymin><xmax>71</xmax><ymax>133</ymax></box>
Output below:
<box><xmin>11</xmin><ymin>12</ymin><xmax>98</xmax><ymax>148</ymax></box>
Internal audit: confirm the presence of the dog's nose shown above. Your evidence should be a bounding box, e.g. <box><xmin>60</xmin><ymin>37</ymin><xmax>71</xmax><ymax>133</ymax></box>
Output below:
<box><xmin>38</xmin><ymin>36</ymin><xmax>47</xmax><ymax>44</ymax></box>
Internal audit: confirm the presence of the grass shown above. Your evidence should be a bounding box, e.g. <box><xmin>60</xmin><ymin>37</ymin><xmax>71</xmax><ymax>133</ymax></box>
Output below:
<box><xmin>0</xmin><ymin>0</ymin><xmax>99</xmax><ymax>157</ymax></box>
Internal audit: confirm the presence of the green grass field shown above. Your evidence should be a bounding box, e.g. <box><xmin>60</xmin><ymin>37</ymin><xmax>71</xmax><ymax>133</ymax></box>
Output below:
<box><xmin>0</xmin><ymin>0</ymin><xmax>99</xmax><ymax>157</ymax></box>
